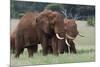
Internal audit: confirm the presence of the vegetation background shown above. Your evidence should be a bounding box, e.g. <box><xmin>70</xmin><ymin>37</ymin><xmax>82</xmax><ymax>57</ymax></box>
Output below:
<box><xmin>11</xmin><ymin>0</ymin><xmax>95</xmax><ymax>26</ymax></box>
<box><xmin>10</xmin><ymin>0</ymin><xmax>95</xmax><ymax>66</ymax></box>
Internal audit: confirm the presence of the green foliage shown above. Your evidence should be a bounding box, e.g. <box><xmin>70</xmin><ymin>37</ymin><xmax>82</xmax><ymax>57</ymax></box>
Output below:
<box><xmin>11</xmin><ymin>50</ymin><xmax>95</xmax><ymax>65</ymax></box>
<box><xmin>10</xmin><ymin>0</ymin><xmax>48</xmax><ymax>18</ymax></box>
<box><xmin>10</xmin><ymin>0</ymin><xmax>95</xmax><ymax>20</ymax></box>
<box><xmin>45</xmin><ymin>3</ymin><xmax>64</xmax><ymax>12</ymax></box>
<box><xmin>87</xmin><ymin>17</ymin><xmax>95</xmax><ymax>26</ymax></box>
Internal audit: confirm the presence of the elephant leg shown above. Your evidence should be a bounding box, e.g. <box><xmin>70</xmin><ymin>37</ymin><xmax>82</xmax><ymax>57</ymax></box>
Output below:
<box><xmin>68</xmin><ymin>39</ymin><xmax>77</xmax><ymax>53</ymax></box>
<box><xmin>64</xmin><ymin>44</ymin><xmax>69</xmax><ymax>53</ymax></box>
<box><xmin>15</xmin><ymin>34</ymin><xmax>25</xmax><ymax>58</ymax></box>
<box><xmin>48</xmin><ymin>45</ymin><xmax>53</xmax><ymax>54</ymax></box>
<box><xmin>52</xmin><ymin>36</ymin><xmax>58</xmax><ymax>56</ymax></box>
<box><xmin>42</xmin><ymin>45</ymin><xmax>48</xmax><ymax>56</ymax></box>
<box><xmin>71</xmin><ymin>41</ymin><xmax>77</xmax><ymax>54</ymax></box>
<box><xmin>11</xmin><ymin>48</ymin><xmax>15</xmax><ymax>54</ymax></box>
<box><xmin>11</xmin><ymin>42</ymin><xmax>15</xmax><ymax>54</ymax></box>
<box><xmin>41</xmin><ymin>37</ymin><xmax>48</xmax><ymax>56</ymax></box>
<box><xmin>15</xmin><ymin>48</ymin><xmax>24</xmax><ymax>58</ymax></box>
<box><xmin>58</xmin><ymin>40</ymin><xmax>65</xmax><ymax>54</ymax></box>
<box><xmin>47</xmin><ymin>39</ymin><xmax>53</xmax><ymax>54</ymax></box>
<box><xmin>27</xmin><ymin>46</ymin><xmax>34</xmax><ymax>57</ymax></box>
<box><xmin>33</xmin><ymin>45</ymin><xmax>38</xmax><ymax>53</ymax></box>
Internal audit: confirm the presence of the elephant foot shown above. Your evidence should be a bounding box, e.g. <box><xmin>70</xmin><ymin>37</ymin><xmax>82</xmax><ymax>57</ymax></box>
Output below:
<box><xmin>27</xmin><ymin>47</ymin><xmax>34</xmax><ymax>57</ymax></box>
<box><xmin>59</xmin><ymin>51</ymin><xmax>64</xmax><ymax>54</ymax></box>
<box><xmin>15</xmin><ymin>52</ymin><xmax>21</xmax><ymax>58</ymax></box>
<box><xmin>72</xmin><ymin>50</ymin><xmax>77</xmax><ymax>54</ymax></box>
<box><xmin>33</xmin><ymin>45</ymin><xmax>38</xmax><ymax>53</ymax></box>
<box><xmin>43</xmin><ymin>49</ymin><xmax>48</xmax><ymax>56</ymax></box>
<box><xmin>11</xmin><ymin>49</ymin><xmax>15</xmax><ymax>54</ymax></box>
<box><xmin>15</xmin><ymin>48</ymin><xmax>24</xmax><ymax>58</ymax></box>
<box><xmin>54</xmin><ymin>53</ymin><xmax>59</xmax><ymax>56</ymax></box>
<box><xmin>43</xmin><ymin>51</ymin><xmax>48</xmax><ymax>56</ymax></box>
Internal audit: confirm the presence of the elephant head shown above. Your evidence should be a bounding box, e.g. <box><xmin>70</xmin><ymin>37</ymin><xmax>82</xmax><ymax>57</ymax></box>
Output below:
<box><xmin>36</xmin><ymin>10</ymin><xmax>65</xmax><ymax>40</ymax></box>
<box><xmin>64</xmin><ymin>19</ymin><xmax>79</xmax><ymax>40</ymax></box>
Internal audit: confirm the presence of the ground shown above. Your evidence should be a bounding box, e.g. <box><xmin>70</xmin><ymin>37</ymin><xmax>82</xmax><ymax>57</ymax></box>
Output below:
<box><xmin>10</xmin><ymin>19</ymin><xmax>95</xmax><ymax>66</ymax></box>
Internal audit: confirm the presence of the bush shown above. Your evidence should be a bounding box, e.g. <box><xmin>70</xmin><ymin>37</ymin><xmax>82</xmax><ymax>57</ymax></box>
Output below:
<box><xmin>45</xmin><ymin>3</ymin><xmax>64</xmax><ymax>12</ymax></box>
<box><xmin>87</xmin><ymin>17</ymin><xmax>95</xmax><ymax>26</ymax></box>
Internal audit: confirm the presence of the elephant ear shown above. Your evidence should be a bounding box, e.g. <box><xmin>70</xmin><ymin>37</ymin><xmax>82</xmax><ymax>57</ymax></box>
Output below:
<box><xmin>35</xmin><ymin>15</ymin><xmax>41</xmax><ymax>28</ymax></box>
<box><xmin>35</xmin><ymin>14</ymin><xmax>43</xmax><ymax>24</ymax></box>
<box><xmin>49</xmin><ymin>12</ymin><xmax>64</xmax><ymax>25</ymax></box>
<box><xmin>35</xmin><ymin>10</ymin><xmax>50</xmax><ymax>23</ymax></box>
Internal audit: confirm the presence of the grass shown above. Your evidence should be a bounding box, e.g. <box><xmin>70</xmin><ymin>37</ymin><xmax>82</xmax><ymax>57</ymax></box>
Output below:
<box><xmin>10</xmin><ymin>20</ymin><xmax>95</xmax><ymax>66</ymax></box>
<box><xmin>11</xmin><ymin>49</ymin><xmax>95</xmax><ymax>66</ymax></box>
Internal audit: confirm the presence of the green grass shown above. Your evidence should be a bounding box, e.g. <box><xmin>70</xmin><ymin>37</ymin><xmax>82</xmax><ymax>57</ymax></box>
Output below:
<box><xmin>11</xmin><ymin>49</ymin><xmax>95</xmax><ymax>66</ymax></box>
<box><xmin>10</xmin><ymin>20</ymin><xmax>95</xmax><ymax>66</ymax></box>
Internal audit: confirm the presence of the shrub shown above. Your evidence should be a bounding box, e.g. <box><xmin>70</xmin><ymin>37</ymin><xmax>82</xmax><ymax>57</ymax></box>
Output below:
<box><xmin>45</xmin><ymin>3</ymin><xmax>64</xmax><ymax>12</ymax></box>
<box><xmin>87</xmin><ymin>17</ymin><xmax>95</xmax><ymax>26</ymax></box>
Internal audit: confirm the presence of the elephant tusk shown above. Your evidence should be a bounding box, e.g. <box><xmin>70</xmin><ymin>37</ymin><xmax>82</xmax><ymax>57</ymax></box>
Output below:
<box><xmin>65</xmin><ymin>39</ymin><xmax>70</xmax><ymax>47</ymax></box>
<box><xmin>65</xmin><ymin>39</ymin><xmax>70</xmax><ymax>53</ymax></box>
<box><xmin>66</xmin><ymin>34</ymin><xmax>75</xmax><ymax>40</ymax></box>
<box><xmin>56</xmin><ymin>34</ymin><xmax>64</xmax><ymax>40</ymax></box>
<box><xmin>78</xmin><ymin>33</ymin><xmax>84</xmax><ymax>37</ymax></box>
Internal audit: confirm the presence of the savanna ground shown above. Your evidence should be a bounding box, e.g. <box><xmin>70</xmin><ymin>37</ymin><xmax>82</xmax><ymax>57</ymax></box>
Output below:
<box><xmin>10</xmin><ymin>19</ymin><xmax>95</xmax><ymax>66</ymax></box>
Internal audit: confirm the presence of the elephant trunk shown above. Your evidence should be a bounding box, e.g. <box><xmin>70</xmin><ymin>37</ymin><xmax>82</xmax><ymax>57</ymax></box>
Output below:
<box><xmin>65</xmin><ymin>39</ymin><xmax>70</xmax><ymax>53</ymax></box>
<box><xmin>65</xmin><ymin>39</ymin><xmax>70</xmax><ymax>47</ymax></box>
<box><xmin>56</xmin><ymin>33</ymin><xmax>71</xmax><ymax>53</ymax></box>
<box><xmin>56</xmin><ymin>33</ymin><xmax>71</xmax><ymax>46</ymax></box>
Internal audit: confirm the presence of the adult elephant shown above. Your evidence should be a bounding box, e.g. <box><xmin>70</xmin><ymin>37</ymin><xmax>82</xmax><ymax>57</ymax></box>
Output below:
<box><xmin>46</xmin><ymin>19</ymin><xmax>79</xmax><ymax>54</ymax></box>
<box><xmin>58</xmin><ymin>19</ymin><xmax>79</xmax><ymax>54</ymax></box>
<box><xmin>10</xmin><ymin>28</ymin><xmax>38</xmax><ymax>54</ymax></box>
<box><xmin>15</xmin><ymin>12</ymin><xmax>39</xmax><ymax>58</ymax></box>
<box><xmin>15</xmin><ymin>10</ymin><xmax>70</xmax><ymax>57</ymax></box>
<box><xmin>35</xmin><ymin>10</ymin><xmax>69</xmax><ymax>56</ymax></box>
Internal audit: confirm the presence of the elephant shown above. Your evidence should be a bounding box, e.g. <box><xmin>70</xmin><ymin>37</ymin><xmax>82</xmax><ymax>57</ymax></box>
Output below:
<box><xmin>15</xmin><ymin>10</ymin><xmax>70</xmax><ymax>58</ymax></box>
<box><xmin>15</xmin><ymin>12</ymin><xmax>39</xmax><ymax>58</ymax></box>
<box><xmin>58</xmin><ymin>19</ymin><xmax>79</xmax><ymax>54</ymax></box>
<box><xmin>46</xmin><ymin>19</ymin><xmax>79</xmax><ymax>54</ymax></box>
<box><xmin>35</xmin><ymin>10</ymin><xmax>68</xmax><ymax>56</ymax></box>
<box><xmin>10</xmin><ymin>28</ymin><xmax>38</xmax><ymax>54</ymax></box>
